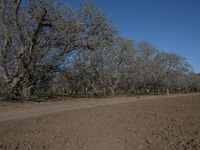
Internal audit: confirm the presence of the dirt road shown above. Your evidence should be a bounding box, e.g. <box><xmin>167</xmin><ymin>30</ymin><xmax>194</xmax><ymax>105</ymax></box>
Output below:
<box><xmin>0</xmin><ymin>94</ymin><xmax>194</xmax><ymax>122</ymax></box>
<box><xmin>0</xmin><ymin>95</ymin><xmax>160</xmax><ymax>122</ymax></box>
<box><xmin>0</xmin><ymin>94</ymin><xmax>200</xmax><ymax>150</ymax></box>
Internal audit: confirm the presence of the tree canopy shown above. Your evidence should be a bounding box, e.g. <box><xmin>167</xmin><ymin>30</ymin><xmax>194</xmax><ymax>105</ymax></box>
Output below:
<box><xmin>0</xmin><ymin>0</ymin><xmax>199</xmax><ymax>100</ymax></box>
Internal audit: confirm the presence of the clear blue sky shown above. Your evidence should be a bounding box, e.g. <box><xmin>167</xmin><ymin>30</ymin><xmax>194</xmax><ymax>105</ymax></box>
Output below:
<box><xmin>66</xmin><ymin>0</ymin><xmax>200</xmax><ymax>73</ymax></box>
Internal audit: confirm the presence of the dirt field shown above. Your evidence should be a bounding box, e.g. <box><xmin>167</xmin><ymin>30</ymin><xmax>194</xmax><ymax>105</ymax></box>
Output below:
<box><xmin>0</xmin><ymin>94</ymin><xmax>200</xmax><ymax>150</ymax></box>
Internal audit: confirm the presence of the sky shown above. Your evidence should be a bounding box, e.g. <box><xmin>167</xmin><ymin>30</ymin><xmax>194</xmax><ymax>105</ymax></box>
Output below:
<box><xmin>67</xmin><ymin>0</ymin><xmax>200</xmax><ymax>73</ymax></box>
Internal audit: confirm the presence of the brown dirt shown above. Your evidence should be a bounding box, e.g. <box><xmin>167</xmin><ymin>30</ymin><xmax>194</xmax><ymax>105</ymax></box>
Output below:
<box><xmin>0</xmin><ymin>94</ymin><xmax>200</xmax><ymax>150</ymax></box>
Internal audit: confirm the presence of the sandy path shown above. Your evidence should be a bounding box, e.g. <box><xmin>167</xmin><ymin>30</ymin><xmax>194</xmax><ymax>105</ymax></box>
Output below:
<box><xmin>0</xmin><ymin>94</ymin><xmax>194</xmax><ymax>122</ymax></box>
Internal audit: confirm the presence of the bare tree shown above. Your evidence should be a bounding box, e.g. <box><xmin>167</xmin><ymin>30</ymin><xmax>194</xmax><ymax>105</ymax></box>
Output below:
<box><xmin>0</xmin><ymin>0</ymin><xmax>114</xmax><ymax>100</ymax></box>
<box><xmin>0</xmin><ymin>1</ymin><xmax>198</xmax><ymax>100</ymax></box>
<box><xmin>55</xmin><ymin>39</ymin><xmax>196</xmax><ymax>97</ymax></box>
<box><xmin>157</xmin><ymin>52</ymin><xmax>192</xmax><ymax>94</ymax></box>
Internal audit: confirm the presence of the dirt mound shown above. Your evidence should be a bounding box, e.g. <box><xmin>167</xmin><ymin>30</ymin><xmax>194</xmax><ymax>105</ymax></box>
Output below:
<box><xmin>0</xmin><ymin>94</ymin><xmax>200</xmax><ymax>150</ymax></box>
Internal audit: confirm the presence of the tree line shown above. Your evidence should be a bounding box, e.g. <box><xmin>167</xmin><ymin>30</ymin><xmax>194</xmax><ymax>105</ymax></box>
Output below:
<box><xmin>0</xmin><ymin>0</ymin><xmax>200</xmax><ymax>100</ymax></box>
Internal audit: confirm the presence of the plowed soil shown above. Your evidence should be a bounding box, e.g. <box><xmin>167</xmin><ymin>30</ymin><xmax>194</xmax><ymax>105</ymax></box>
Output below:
<box><xmin>0</xmin><ymin>94</ymin><xmax>200</xmax><ymax>150</ymax></box>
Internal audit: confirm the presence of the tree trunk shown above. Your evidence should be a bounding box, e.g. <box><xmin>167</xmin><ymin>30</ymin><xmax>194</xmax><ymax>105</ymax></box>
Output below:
<box><xmin>167</xmin><ymin>87</ymin><xmax>170</xmax><ymax>96</ymax></box>
<box><xmin>21</xmin><ymin>84</ymin><xmax>32</xmax><ymax>100</ymax></box>
<box><xmin>6</xmin><ymin>79</ymin><xmax>32</xmax><ymax>100</ymax></box>
<box><xmin>110</xmin><ymin>87</ymin><xmax>115</xmax><ymax>96</ymax></box>
<box><xmin>7</xmin><ymin>87</ymin><xmax>20</xmax><ymax>100</ymax></box>
<box><xmin>6</xmin><ymin>77</ymin><xmax>21</xmax><ymax>100</ymax></box>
